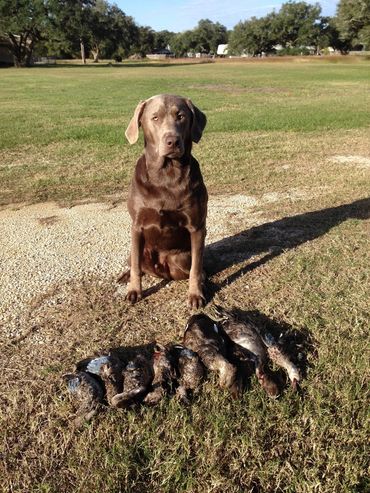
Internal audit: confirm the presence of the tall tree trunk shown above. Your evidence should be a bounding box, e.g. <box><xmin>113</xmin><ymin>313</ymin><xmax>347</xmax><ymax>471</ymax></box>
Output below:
<box><xmin>12</xmin><ymin>40</ymin><xmax>22</xmax><ymax>67</ymax></box>
<box><xmin>25</xmin><ymin>40</ymin><xmax>34</xmax><ymax>67</ymax></box>
<box><xmin>91</xmin><ymin>45</ymin><xmax>99</xmax><ymax>63</ymax></box>
<box><xmin>8</xmin><ymin>33</ymin><xmax>23</xmax><ymax>67</ymax></box>
<box><xmin>80</xmin><ymin>39</ymin><xmax>86</xmax><ymax>64</ymax></box>
<box><xmin>7</xmin><ymin>31</ymin><xmax>38</xmax><ymax>67</ymax></box>
<box><xmin>13</xmin><ymin>56</ymin><xmax>22</xmax><ymax>68</ymax></box>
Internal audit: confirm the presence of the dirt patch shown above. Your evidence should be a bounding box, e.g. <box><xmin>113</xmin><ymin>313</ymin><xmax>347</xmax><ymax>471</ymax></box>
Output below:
<box><xmin>0</xmin><ymin>191</ymin><xmax>309</xmax><ymax>338</ymax></box>
<box><xmin>330</xmin><ymin>155</ymin><xmax>370</xmax><ymax>169</ymax></box>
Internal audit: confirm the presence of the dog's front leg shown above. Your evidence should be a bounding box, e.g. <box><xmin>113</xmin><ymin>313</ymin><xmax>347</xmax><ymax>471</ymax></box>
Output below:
<box><xmin>126</xmin><ymin>225</ymin><xmax>143</xmax><ymax>304</ymax></box>
<box><xmin>188</xmin><ymin>227</ymin><xmax>206</xmax><ymax>309</ymax></box>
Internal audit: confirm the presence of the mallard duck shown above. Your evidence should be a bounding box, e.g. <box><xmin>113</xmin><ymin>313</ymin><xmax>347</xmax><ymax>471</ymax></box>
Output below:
<box><xmin>263</xmin><ymin>333</ymin><xmax>301</xmax><ymax>390</ymax></box>
<box><xmin>143</xmin><ymin>343</ymin><xmax>175</xmax><ymax>406</ymax></box>
<box><xmin>169</xmin><ymin>344</ymin><xmax>205</xmax><ymax>404</ymax></box>
<box><xmin>76</xmin><ymin>353</ymin><xmax>125</xmax><ymax>406</ymax></box>
<box><xmin>214</xmin><ymin>306</ymin><xmax>300</xmax><ymax>394</ymax></box>
<box><xmin>63</xmin><ymin>371</ymin><xmax>105</xmax><ymax>424</ymax></box>
<box><xmin>110</xmin><ymin>354</ymin><xmax>153</xmax><ymax>408</ymax></box>
<box><xmin>183</xmin><ymin>314</ymin><xmax>240</xmax><ymax>397</ymax></box>
<box><xmin>98</xmin><ymin>355</ymin><xmax>124</xmax><ymax>405</ymax></box>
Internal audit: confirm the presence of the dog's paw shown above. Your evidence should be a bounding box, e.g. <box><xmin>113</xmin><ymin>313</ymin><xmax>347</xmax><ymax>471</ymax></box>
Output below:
<box><xmin>187</xmin><ymin>292</ymin><xmax>206</xmax><ymax>310</ymax></box>
<box><xmin>126</xmin><ymin>290</ymin><xmax>142</xmax><ymax>304</ymax></box>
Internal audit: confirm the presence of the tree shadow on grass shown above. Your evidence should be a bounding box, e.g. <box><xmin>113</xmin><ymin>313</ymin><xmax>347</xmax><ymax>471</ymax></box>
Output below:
<box><xmin>204</xmin><ymin>196</ymin><xmax>370</xmax><ymax>295</ymax></box>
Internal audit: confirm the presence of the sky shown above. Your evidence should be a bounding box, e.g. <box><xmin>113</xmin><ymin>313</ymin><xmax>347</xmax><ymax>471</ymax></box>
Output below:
<box><xmin>115</xmin><ymin>0</ymin><xmax>339</xmax><ymax>32</ymax></box>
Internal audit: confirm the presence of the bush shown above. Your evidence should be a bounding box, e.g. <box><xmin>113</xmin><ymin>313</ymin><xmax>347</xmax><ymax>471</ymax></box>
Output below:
<box><xmin>113</xmin><ymin>53</ymin><xmax>122</xmax><ymax>62</ymax></box>
<box><xmin>278</xmin><ymin>46</ymin><xmax>312</xmax><ymax>56</ymax></box>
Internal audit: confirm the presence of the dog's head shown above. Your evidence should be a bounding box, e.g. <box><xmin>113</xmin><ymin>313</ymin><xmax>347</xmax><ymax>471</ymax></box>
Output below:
<box><xmin>125</xmin><ymin>94</ymin><xmax>206</xmax><ymax>159</ymax></box>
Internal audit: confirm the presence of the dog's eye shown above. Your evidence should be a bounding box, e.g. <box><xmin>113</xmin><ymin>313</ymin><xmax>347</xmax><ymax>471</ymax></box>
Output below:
<box><xmin>177</xmin><ymin>114</ymin><xmax>185</xmax><ymax>121</ymax></box>
<box><xmin>152</xmin><ymin>115</ymin><xmax>158</xmax><ymax>121</ymax></box>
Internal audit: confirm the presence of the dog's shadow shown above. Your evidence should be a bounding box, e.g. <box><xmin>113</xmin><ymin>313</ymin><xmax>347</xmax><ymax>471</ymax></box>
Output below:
<box><xmin>134</xmin><ymin>197</ymin><xmax>369</xmax><ymax>302</ymax></box>
<box><xmin>204</xmin><ymin>197</ymin><xmax>370</xmax><ymax>295</ymax></box>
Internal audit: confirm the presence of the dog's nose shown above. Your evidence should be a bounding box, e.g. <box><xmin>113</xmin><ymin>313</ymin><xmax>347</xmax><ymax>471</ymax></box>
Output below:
<box><xmin>165</xmin><ymin>135</ymin><xmax>180</xmax><ymax>148</ymax></box>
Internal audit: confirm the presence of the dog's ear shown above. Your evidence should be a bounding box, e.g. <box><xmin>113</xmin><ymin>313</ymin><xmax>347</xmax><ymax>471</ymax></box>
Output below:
<box><xmin>186</xmin><ymin>99</ymin><xmax>207</xmax><ymax>143</ymax></box>
<box><xmin>125</xmin><ymin>100</ymin><xmax>147</xmax><ymax>144</ymax></box>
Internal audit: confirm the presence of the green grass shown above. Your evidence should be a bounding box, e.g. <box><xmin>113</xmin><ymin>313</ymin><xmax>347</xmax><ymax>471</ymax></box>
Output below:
<box><xmin>0</xmin><ymin>59</ymin><xmax>369</xmax><ymax>492</ymax></box>
<box><xmin>0</xmin><ymin>59</ymin><xmax>369</xmax><ymax>204</ymax></box>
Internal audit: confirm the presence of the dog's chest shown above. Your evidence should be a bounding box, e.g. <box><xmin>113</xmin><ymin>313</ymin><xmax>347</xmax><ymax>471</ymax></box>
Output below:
<box><xmin>136</xmin><ymin>206</ymin><xmax>188</xmax><ymax>230</ymax></box>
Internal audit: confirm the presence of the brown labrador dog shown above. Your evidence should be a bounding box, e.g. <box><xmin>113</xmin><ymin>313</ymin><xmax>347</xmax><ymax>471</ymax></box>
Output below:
<box><xmin>119</xmin><ymin>94</ymin><xmax>208</xmax><ymax>309</ymax></box>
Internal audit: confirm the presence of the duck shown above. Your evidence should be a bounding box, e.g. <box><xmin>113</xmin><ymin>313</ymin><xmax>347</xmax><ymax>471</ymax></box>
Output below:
<box><xmin>110</xmin><ymin>354</ymin><xmax>153</xmax><ymax>408</ymax></box>
<box><xmin>63</xmin><ymin>371</ymin><xmax>105</xmax><ymax>425</ymax></box>
<box><xmin>183</xmin><ymin>313</ymin><xmax>240</xmax><ymax>397</ymax></box>
<box><xmin>214</xmin><ymin>306</ymin><xmax>300</xmax><ymax>394</ymax></box>
<box><xmin>143</xmin><ymin>343</ymin><xmax>175</xmax><ymax>406</ymax></box>
<box><xmin>169</xmin><ymin>344</ymin><xmax>205</xmax><ymax>404</ymax></box>
<box><xmin>98</xmin><ymin>355</ymin><xmax>124</xmax><ymax>406</ymax></box>
<box><xmin>263</xmin><ymin>334</ymin><xmax>301</xmax><ymax>390</ymax></box>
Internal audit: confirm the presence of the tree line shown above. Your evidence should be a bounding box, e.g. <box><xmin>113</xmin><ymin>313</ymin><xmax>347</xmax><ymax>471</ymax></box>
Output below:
<box><xmin>228</xmin><ymin>0</ymin><xmax>370</xmax><ymax>56</ymax></box>
<box><xmin>0</xmin><ymin>0</ymin><xmax>369</xmax><ymax>67</ymax></box>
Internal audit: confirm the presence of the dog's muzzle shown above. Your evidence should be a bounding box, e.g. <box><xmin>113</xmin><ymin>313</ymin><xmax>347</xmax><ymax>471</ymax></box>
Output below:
<box><xmin>160</xmin><ymin>133</ymin><xmax>184</xmax><ymax>158</ymax></box>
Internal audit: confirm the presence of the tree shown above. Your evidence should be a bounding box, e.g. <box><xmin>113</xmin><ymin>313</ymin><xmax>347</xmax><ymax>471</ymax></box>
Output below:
<box><xmin>109</xmin><ymin>6</ymin><xmax>138</xmax><ymax>59</ymax></box>
<box><xmin>228</xmin><ymin>14</ymin><xmax>277</xmax><ymax>56</ymax></box>
<box><xmin>48</xmin><ymin>0</ymin><xmax>94</xmax><ymax>64</ymax></box>
<box><xmin>272</xmin><ymin>1</ymin><xmax>322</xmax><ymax>49</ymax></box>
<box><xmin>336</xmin><ymin>0</ymin><xmax>370</xmax><ymax>50</ymax></box>
<box><xmin>154</xmin><ymin>30</ymin><xmax>175</xmax><ymax>52</ymax></box>
<box><xmin>193</xmin><ymin>19</ymin><xmax>227</xmax><ymax>54</ymax></box>
<box><xmin>88</xmin><ymin>0</ymin><xmax>112</xmax><ymax>61</ymax></box>
<box><xmin>131</xmin><ymin>26</ymin><xmax>155</xmax><ymax>56</ymax></box>
<box><xmin>229</xmin><ymin>2</ymin><xmax>330</xmax><ymax>55</ymax></box>
<box><xmin>318</xmin><ymin>16</ymin><xmax>351</xmax><ymax>53</ymax></box>
<box><xmin>170</xmin><ymin>19</ymin><xmax>227</xmax><ymax>57</ymax></box>
<box><xmin>0</xmin><ymin>0</ymin><xmax>48</xmax><ymax>67</ymax></box>
<box><xmin>88</xmin><ymin>1</ymin><xmax>138</xmax><ymax>61</ymax></box>
<box><xmin>171</xmin><ymin>30</ymin><xmax>197</xmax><ymax>57</ymax></box>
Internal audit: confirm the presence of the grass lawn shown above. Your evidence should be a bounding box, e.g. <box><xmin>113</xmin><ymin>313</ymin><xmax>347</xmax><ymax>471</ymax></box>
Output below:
<box><xmin>0</xmin><ymin>58</ymin><xmax>369</xmax><ymax>205</ymax></box>
<box><xmin>0</xmin><ymin>59</ymin><xmax>369</xmax><ymax>492</ymax></box>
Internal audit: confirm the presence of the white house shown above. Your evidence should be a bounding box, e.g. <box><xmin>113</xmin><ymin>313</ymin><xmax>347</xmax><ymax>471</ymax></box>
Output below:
<box><xmin>217</xmin><ymin>44</ymin><xmax>228</xmax><ymax>56</ymax></box>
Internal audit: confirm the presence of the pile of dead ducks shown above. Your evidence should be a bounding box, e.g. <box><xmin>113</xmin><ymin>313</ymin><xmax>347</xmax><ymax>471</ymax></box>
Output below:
<box><xmin>64</xmin><ymin>307</ymin><xmax>302</xmax><ymax>425</ymax></box>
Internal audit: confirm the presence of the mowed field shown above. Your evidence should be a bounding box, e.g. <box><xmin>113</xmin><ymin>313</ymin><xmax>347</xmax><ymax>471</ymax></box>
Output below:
<box><xmin>0</xmin><ymin>59</ymin><xmax>369</xmax><ymax>492</ymax></box>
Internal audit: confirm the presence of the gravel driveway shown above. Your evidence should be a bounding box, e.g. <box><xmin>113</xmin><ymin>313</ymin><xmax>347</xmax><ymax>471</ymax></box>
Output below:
<box><xmin>1</xmin><ymin>192</ymin><xmax>301</xmax><ymax>336</ymax></box>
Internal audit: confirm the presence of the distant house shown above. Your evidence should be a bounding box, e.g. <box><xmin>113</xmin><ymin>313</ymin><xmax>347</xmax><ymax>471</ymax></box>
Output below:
<box><xmin>273</xmin><ymin>44</ymin><xmax>283</xmax><ymax>53</ymax></box>
<box><xmin>146</xmin><ymin>48</ymin><xmax>174</xmax><ymax>60</ymax></box>
<box><xmin>0</xmin><ymin>37</ymin><xmax>13</xmax><ymax>66</ymax></box>
<box><xmin>217</xmin><ymin>44</ymin><xmax>228</xmax><ymax>56</ymax></box>
<box><xmin>305</xmin><ymin>46</ymin><xmax>316</xmax><ymax>55</ymax></box>
<box><xmin>273</xmin><ymin>44</ymin><xmax>317</xmax><ymax>55</ymax></box>
<box><xmin>195</xmin><ymin>52</ymin><xmax>211</xmax><ymax>58</ymax></box>
<box><xmin>326</xmin><ymin>47</ymin><xmax>337</xmax><ymax>55</ymax></box>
